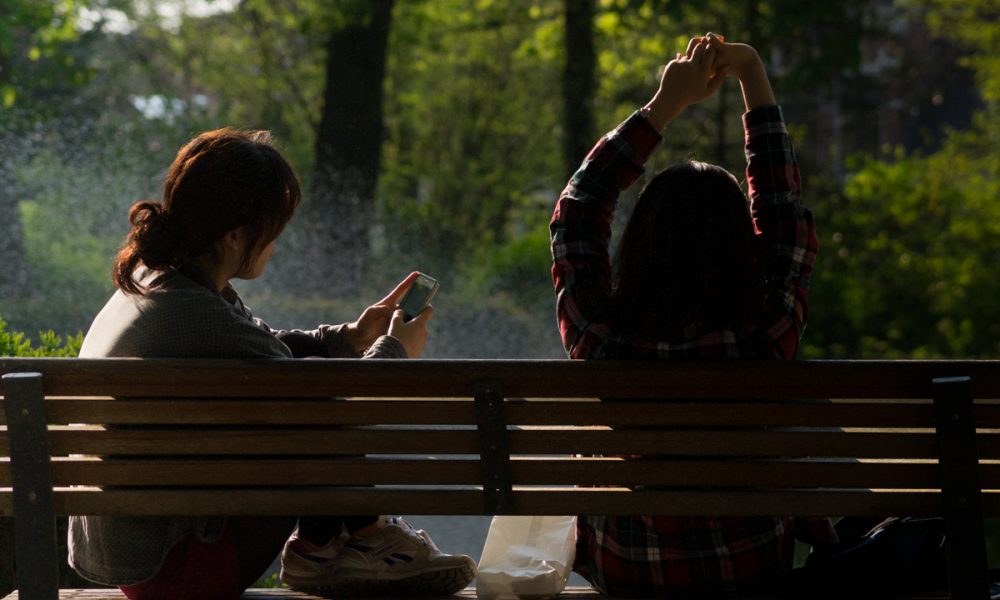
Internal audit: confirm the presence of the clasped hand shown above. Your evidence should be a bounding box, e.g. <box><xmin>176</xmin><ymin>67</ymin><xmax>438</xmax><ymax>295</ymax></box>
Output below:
<box><xmin>644</xmin><ymin>33</ymin><xmax>763</xmax><ymax>130</ymax></box>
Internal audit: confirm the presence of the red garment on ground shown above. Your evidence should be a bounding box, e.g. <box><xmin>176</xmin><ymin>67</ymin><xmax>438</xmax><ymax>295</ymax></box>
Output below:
<box><xmin>119</xmin><ymin>524</ymin><xmax>242</xmax><ymax>600</ymax></box>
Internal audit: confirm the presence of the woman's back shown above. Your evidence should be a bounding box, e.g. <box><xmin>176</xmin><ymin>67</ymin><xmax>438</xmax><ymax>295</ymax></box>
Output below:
<box><xmin>550</xmin><ymin>34</ymin><xmax>831</xmax><ymax>597</ymax></box>
<box><xmin>80</xmin><ymin>266</ymin><xmax>290</xmax><ymax>360</ymax></box>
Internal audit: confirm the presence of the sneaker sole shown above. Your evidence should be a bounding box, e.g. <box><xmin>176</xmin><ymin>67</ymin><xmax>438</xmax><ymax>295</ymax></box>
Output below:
<box><xmin>280</xmin><ymin>568</ymin><xmax>329</xmax><ymax>591</ymax></box>
<box><xmin>334</xmin><ymin>561</ymin><xmax>476</xmax><ymax>596</ymax></box>
<box><xmin>284</xmin><ymin>562</ymin><xmax>476</xmax><ymax>597</ymax></box>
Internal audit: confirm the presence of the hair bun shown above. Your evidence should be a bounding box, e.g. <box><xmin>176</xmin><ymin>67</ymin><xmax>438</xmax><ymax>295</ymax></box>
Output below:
<box><xmin>127</xmin><ymin>200</ymin><xmax>175</xmax><ymax>268</ymax></box>
<box><xmin>129</xmin><ymin>200</ymin><xmax>165</xmax><ymax>227</ymax></box>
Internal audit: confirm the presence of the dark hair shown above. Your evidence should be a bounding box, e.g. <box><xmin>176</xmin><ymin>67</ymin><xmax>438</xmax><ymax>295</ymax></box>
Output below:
<box><xmin>113</xmin><ymin>128</ymin><xmax>301</xmax><ymax>295</ymax></box>
<box><xmin>611</xmin><ymin>160</ymin><xmax>760</xmax><ymax>337</ymax></box>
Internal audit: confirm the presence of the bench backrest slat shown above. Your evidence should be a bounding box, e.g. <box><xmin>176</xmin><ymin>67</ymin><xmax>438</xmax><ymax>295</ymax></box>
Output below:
<box><xmin>3</xmin><ymin>358</ymin><xmax>999</xmax><ymax>398</ymax></box>
<box><xmin>0</xmin><ymin>363</ymin><xmax>998</xmax><ymax>514</ymax></box>
<box><xmin>0</xmin><ymin>488</ymin><xmax>962</xmax><ymax>518</ymax></box>
<box><xmin>9</xmin><ymin>397</ymin><xmax>1000</xmax><ymax>427</ymax></box>
<box><xmin>7</xmin><ymin>456</ymin><xmax>995</xmax><ymax>488</ymax></box>
<box><xmin>3</xmin><ymin>358</ymin><xmax>999</xmax><ymax>599</ymax></box>
<box><xmin>4</xmin><ymin>427</ymin><xmax>989</xmax><ymax>459</ymax></box>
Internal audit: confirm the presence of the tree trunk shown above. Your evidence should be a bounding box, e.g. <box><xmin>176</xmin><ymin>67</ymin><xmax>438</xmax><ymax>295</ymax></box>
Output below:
<box><xmin>562</xmin><ymin>0</ymin><xmax>597</xmax><ymax>179</ymax></box>
<box><xmin>304</xmin><ymin>0</ymin><xmax>394</xmax><ymax>298</ymax></box>
<box><xmin>0</xmin><ymin>177</ymin><xmax>31</xmax><ymax>303</ymax></box>
<box><xmin>0</xmin><ymin>49</ymin><xmax>32</xmax><ymax>303</ymax></box>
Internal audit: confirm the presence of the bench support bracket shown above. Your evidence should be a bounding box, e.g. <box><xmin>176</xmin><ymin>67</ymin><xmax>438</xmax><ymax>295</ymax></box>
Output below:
<box><xmin>932</xmin><ymin>375</ymin><xmax>990</xmax><ymax>600</ymax></box>
<box><xmin>3</xmin><ymin>372</ymin><xmax>59</xmax><ymax>600</ymax></box>
<box><xmin>474</xmin><ymin>380</ymin><xmax>514</xmax><ymax>514</ymax></box>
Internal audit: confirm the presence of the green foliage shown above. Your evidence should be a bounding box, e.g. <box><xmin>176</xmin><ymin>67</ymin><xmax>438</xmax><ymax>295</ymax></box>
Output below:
<box><xmin>379</xmin><ymin>0</ymin><xmax>563</xmax><ymax>262</ymax></box>
<box><xmin>0</xmin><ymin>0</ymin><xmax>95</xmax><ymax>109</ymax></box>
<box><xmin>454</xmin><ymin>218</ymin><xmax>554</xmax><ymax>331</ymax></box>
<box><xmin>805</xmin><ymin>109</ymin><xmax>999</xmax><ymax>358</ymax></box>
<box><xmin>0</xmin><ymin>107</ymin><xmax>192</xmax><ymax>334</ymax></box>
<box><xmin>0</xmin><ymin>314</ymin><xmax>81</xmax><ymax>357</ymax></box>
<box><xmin>460</xmin><ymin>221</ymin><xmax>552</xmax><ymax>300</ymax></box>
<box><xmin>801</xmin><ymin>0</ymin><xmax>999</xmax><ymax>359</ymax></box>
<box><xmin>921</xmin><ymin>0</ymin><xmax>1000</xmax><ymax>102</ymax></box>
<box><xmin>0</xmin><ymin>0</ymin><xmax>997</xmax><ymax>360</ymax></box>
<box><xmin>250</xmin><ymin>573</ymin><xmax>284</xmax><ymax>589</ymax></box>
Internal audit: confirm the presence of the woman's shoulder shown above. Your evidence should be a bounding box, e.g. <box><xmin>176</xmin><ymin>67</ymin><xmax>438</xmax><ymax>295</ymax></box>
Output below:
<box><xmin>81</xmin><ymin>270</ymin><xmax>288</xmax><ymax>359</ymax></box>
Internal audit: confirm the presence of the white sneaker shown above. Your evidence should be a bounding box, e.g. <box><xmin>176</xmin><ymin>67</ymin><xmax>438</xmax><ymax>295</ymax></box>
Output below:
<box><xmin>279</xmin><ymin>531</ymin><xmax>346</xmax><ymax>590</ymax></box>
<box><xmin>329</xmin><ymin>516</ymin><xmax>477</xmax><ymax>596</ymax></box>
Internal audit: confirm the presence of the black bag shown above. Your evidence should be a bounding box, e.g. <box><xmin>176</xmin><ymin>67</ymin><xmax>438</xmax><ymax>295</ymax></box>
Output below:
<box><xmin>786</xmin><ymin>517</ymin><xmax>949</xmax><ymax>598</ymax></box>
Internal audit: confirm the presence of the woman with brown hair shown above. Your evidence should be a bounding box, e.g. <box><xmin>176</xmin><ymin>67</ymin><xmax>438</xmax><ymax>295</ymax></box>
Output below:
<box><xmin>69</xmin><ymin>128</ymin><xmax>475</xmax><ymax>598</ymax></box>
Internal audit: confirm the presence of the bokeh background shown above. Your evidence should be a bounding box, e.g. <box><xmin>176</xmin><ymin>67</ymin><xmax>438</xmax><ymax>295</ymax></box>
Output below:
<box><xmin>1</xmin><ymin>0</ymin><xmax>997</xmax><ymax>361</ymax></box>
<box><xmin>1</xmin><ymin>0</ymin><xmax>997</xmax><ymax>590</ymax></box>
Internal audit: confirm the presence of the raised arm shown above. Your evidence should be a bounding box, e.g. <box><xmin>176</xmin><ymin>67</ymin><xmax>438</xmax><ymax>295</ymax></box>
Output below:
<box><xmin>706</xmin><ymin>35</ymin><xmax>776</xmax><ymax>110</ymax></box>
<box><xmin>551</xmin><ymin>40</ymin><xmax>726</xmax><ymax>358</ymax></box>
<box><xmin>710</xmin><ymin>35</ymin><xmax>818</xmax><ymax>358</ymax></box>
<box><xmin>642</xmin><ymin>38</ymin><xmax>730</xmax><ymax>132</ymax></box>
<box><xmin>550</xmin><ymin>112</ymin><xmax>657</xmax><ymax>358</ymax></box>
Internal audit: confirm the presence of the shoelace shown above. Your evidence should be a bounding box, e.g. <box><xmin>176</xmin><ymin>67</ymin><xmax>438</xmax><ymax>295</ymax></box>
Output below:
<box><xmin>390</xmin><ymin>516</ymin><xmax>429</xmax><ymax>547</ymax></box>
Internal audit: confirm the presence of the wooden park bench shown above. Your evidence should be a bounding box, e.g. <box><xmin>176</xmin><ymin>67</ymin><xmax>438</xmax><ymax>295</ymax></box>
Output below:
<box><xmin>2</xmin><ymin>357</ymin><xmax>999</xmax><ymax>599</ymax></box>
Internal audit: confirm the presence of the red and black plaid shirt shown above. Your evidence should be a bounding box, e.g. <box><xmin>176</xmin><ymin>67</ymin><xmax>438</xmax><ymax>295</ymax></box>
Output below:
<box><xmin>550</xmin><ymin>106</ymin><xmax>833</xmax><ymax>597</ymax></box>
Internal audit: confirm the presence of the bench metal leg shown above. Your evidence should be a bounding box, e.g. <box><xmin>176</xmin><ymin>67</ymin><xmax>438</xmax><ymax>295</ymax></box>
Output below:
<box><xmin>2</xmin><ymin>372</ymin><xmax>59</xmax><ymax>600</ymax></box>
<box><xmin>933</xmin><ymin>376</ymin><xmax>990</xmax><ymax>600</ymax></box>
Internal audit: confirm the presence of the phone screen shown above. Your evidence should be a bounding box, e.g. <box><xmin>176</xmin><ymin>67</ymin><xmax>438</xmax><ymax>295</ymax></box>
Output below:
<box><xmin>399</xmin><ymin>273</ymin><xmax>439</xmax><ymax>321</ymax></box>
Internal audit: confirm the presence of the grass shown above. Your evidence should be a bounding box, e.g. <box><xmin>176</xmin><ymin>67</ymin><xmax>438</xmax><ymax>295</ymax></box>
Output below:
<box><xmin>252</xmin><ymin>573</ymin><xmax>286</xmax><ymax>589</ymax></box>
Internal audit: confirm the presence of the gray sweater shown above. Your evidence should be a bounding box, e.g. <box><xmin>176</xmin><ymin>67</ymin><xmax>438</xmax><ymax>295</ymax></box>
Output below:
<box><xmin>68</xmin><ymin>265</ymin><xmax>405</xmax><ymax>585</ymax></box>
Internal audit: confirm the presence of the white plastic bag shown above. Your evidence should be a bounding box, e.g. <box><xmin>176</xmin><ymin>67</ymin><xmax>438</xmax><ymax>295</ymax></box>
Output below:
<box><xmin>476</xmin><ymin>515</ymin><xmax>577</xmax><ymax>599</ymax></box>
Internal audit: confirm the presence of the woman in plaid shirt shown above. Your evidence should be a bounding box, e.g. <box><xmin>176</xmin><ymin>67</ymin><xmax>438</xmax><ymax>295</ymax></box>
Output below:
<box><xmin>550</xmin><ymin>34</ymin><xmax>833</xmax><ymax>597</ymax></box>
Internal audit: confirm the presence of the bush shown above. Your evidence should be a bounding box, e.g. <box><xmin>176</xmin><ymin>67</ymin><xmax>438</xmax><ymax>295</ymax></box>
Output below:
<box><xmin>0</xmin><ymin>314</ymin><xmax>81</xmax><ymax>357</ymax></box>
<box><xmin>0</xmin><ymin>315</ymin><xmax>86</xmax><ymax>594</ymax></box>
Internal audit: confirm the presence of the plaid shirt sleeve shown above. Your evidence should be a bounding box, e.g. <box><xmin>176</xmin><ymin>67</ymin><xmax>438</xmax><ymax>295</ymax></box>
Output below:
<box><xmin>744</xmin><ymin>105</ymin><xmax>818</xmax><ymax>359</ymax></box>
<box><xmin>551</xmin><ymin>106</ymin><xmax>817</xmax><ymax>361</ymax></box>
<box><xmin>550</xmin><ymin>111</ymin><xmax>661</xmax><ymax>359</ymax></box>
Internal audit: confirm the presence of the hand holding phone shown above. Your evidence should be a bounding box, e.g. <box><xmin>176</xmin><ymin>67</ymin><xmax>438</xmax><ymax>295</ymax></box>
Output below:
<box><xmin>398</xmin><ymin>273</ymin><xmax>439</xmax><ymax>321</ymax></box>
<box><xmin>388</xmin><ymin>303</ymin><xmax>433</xmax><ymax>358</ymax></box>
<box><xmin>388</xmin><ymin>273</ymin><xmax>438</xmax><ymax>357</ymax></box>
<box><xmin>348</xmin><ymin>272</ymin><xmax>437</xmax><ymax>354</ymax></box>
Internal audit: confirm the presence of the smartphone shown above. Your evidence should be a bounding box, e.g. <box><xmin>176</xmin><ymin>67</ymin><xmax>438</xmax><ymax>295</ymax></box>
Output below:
<box><xmin>398</xmin><ymin>273</ymin><xmax>440</xmax><ymax>321</ymax></box>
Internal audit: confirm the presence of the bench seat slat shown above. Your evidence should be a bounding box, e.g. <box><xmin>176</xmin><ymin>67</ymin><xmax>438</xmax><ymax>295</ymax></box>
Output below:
<box><xmin>0</xmin><ymin>488</ymin><xmax>992</xmax><ymax>517</ymax></box>
<box><xmin>6</xmin><ymin>457</ymin><xmax>1000</xmax><ymax>488</ymax></box>
<box><xmin>1</xmin><ymin>586</ymin><xmax>621</xmax><ymax>599</ymax></box>
<box><xmin>0</xmin><ymin>587</ymin><xmax>957</xmax><ymax>599</ymax></box>
<box><xmin>1</xmin><ymin>589</ymin><xmax>604</xmax><ymax>599</ymax></box>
